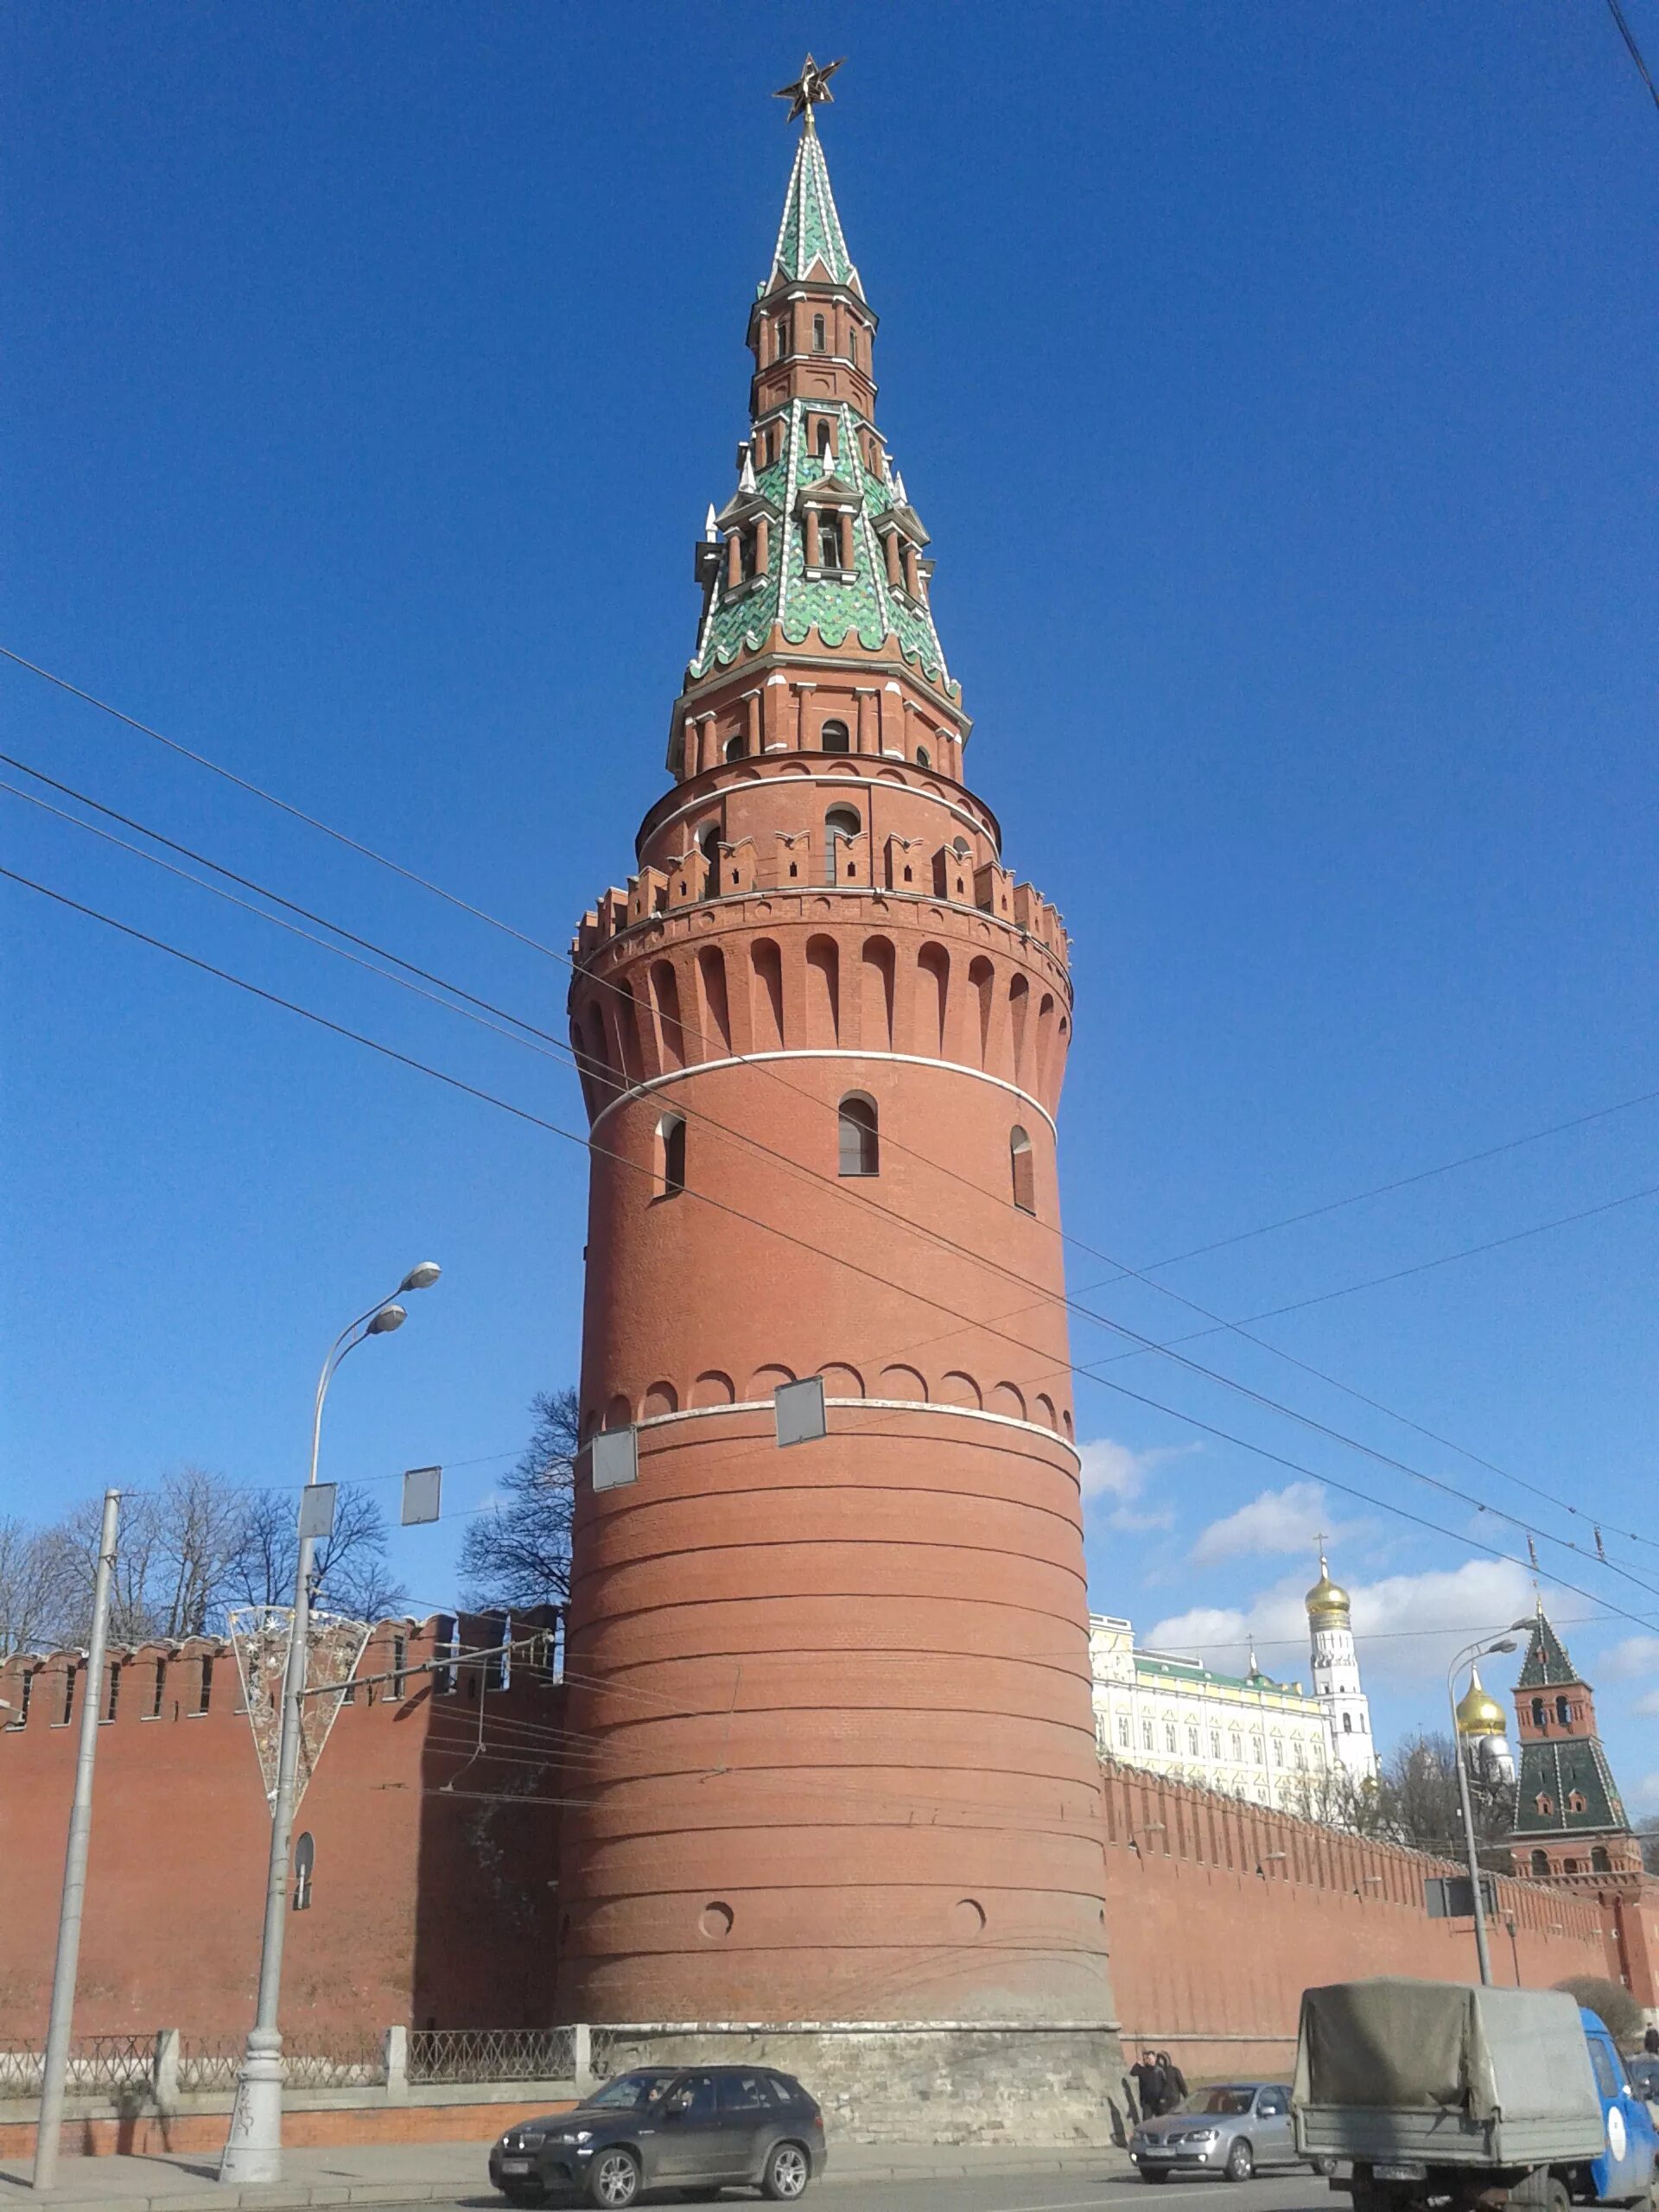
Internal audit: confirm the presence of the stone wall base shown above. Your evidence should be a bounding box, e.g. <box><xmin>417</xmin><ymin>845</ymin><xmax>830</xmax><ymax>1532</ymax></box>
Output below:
<box><xmin>595</xmin><ymin>2022</ymin><xmax>1127</xmax><ymax>2145</ymax></box>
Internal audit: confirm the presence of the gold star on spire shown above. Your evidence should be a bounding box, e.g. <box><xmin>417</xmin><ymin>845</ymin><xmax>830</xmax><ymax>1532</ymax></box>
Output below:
<box><xmin>773</xmin><ymin>54</ymin><xmax>845</xmax><ymax>129</ymax></box>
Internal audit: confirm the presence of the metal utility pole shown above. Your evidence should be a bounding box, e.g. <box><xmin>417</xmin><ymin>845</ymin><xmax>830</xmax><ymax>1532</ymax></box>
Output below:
<box><xmin>1451</xmin><ymin>1702</ymin><xmax>1496</xmax><ymax>1987</ymax></box>
<box><xmin>220</xmin><ymin>1263</ymin><xmax>439</xmax><ymax>2186</ymax></box>
<box><xmin>32</xmin><ymin>1488</ymin><xmax>121</xmax><ymax>2193</ymax></box>
<box><xmin>1447</xmin><ymin>1624</ymin><xmax>1528</xmax><ymax>1991</ymax></box>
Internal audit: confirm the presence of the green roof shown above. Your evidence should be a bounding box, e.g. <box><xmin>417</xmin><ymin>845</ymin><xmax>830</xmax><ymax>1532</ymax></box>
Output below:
<box><xmin>1513</xmin><ymin>1735</ymin><xmax>1628</xmax><ymax>1836</ymax></box>
<box><xmin>1517</xmin><ymin>1610</ymin><xmax>1581</xmax><ymax>1689</ymax></box>
<box><xmin>768</xmin><ymin>124</ymin><xmax>860</xmax><ymax>292</ymax></box>
<box><xmin>690</xmin><ymin>398</ymin><xmax>952</xmax><ymax>690</ymax></box>
<box><xmin>1135</xmin><ymin>1651</ymin><xmax>1301</xmax><ymax>1698</ymax></box>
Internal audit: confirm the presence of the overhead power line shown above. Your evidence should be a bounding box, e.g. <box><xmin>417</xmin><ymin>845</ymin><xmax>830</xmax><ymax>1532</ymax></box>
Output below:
<box><xmin>6</xmin><ymin>746</ymin><xmax>1657</xmax><ymax>1579</ymax></box>
<box><xmin>5</xmin><ymin>858</ymin><xmax>1656</xmax><ymax>1646</ymax></box>
<box><xmin>1605</xmin><ymin>0</ymin><xmax>1659</xmax><ymax>112</ymax></box>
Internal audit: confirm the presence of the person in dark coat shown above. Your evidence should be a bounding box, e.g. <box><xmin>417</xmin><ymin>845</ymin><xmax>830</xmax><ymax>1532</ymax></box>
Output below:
<box><xmin>1130</xmin><ymin>2052</ymin><xmax>1168</xmax><ymax>2118</ymax></box>
<box><xmin>1159</xmin><ymin>2050</ymin><xmax>1189</xmax><ymax>2108</ymax></box>
<box><xmin>1644</xmin><ymin>2025</ymin><xmax>1659</xmax><ymax>2056</ymax></box>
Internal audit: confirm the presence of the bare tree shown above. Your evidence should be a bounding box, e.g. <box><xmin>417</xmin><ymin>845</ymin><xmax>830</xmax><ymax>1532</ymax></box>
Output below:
<box><xmin>458</xmin><ymin>1389</ymin><xmax>579</xmax><ymax>1613</ymax></box>
<box><xmin>225</xmin><ymin>1484</ymin><xmax>407</xmax><ymax>1623</ymax></box>
<box><xmin>0</xmin><ymin>1516</ymin><xmax>81</xmax><ymax>1656</ymax></box>
<box><xmin>1371</xmin><ymin>1731</ymin><xmax>1512</xmax><ymax>1859</ymax></box>
<box><xmin>152</xmin><ymin>1465</ymin><xmax>248</xmax><ymax>1637</ymax></box>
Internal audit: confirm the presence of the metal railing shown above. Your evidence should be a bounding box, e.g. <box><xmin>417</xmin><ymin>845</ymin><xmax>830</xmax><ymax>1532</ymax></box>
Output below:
<box><xmin>0</xmin><ymin>2035</ymin><xmax>155</xmax><ymax>2099</ymax></box>
<box><xmin>408</xmin><ymin>2026</ymin><xmax>575</xmax><ymax>2084</ymax></box>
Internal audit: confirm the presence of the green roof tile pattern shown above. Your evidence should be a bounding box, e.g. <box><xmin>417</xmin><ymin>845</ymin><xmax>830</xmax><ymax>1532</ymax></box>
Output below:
<box><xmin>1513</xmin><ymin>1734</ymin><xmax>1629</xmax><ymax>1835</ymax></box>
<box><xmin>690</xmin><ymin>397</ymin><xmax>952</xmax><ymax>690</ymax></box>
<box><xmin>1517</xmin><ymin>1611</ymin><xmax>1581</xmax><ymax>1689</ymax></box>
<box><xmin>769</xmin><ymin>127</ymin><xmax>859</xmax><ymax>291</ymax></box>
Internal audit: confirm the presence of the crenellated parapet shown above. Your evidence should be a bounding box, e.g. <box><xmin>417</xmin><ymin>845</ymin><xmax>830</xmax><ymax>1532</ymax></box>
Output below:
<box><xmin>567</xmin><ymin>883</ymin><xmax>1071</xmax><ymax>1126</ymax></box>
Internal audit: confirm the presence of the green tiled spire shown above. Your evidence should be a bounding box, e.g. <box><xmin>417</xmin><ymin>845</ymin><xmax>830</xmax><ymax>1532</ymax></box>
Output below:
<box><xmin>1516</xmin><ymin>1610</ymin><xmax>1579</xmax><ymax>1689</ymax></box>
<box><xmin>769</xmin><ymin>124</ymin><xmax>861</xmax><ymax>294</ymax></box>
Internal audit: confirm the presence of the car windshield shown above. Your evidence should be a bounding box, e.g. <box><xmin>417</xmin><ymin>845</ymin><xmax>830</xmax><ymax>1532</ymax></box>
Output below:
<box><xmin>588</xmin><ymin>2070</ymin><xmax>680</xmax><ymax>2108</ymax></box>
<box><xmin>1199</xmin><ymin>2090</ymin><xmax>1255</xmax><ymax>2116</ymax></box>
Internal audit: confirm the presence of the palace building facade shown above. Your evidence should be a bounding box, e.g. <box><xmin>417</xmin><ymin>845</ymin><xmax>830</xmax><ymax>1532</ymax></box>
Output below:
<box><xmin>1089</xmin><ymin>1551</ymin><xmax>1377</xmax><ymax>1813</ymax></box>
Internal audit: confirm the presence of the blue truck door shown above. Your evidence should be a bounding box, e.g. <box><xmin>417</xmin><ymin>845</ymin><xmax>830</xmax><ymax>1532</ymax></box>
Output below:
<box><xmin>1582</xmin><ymin>2013</ymin><xmax>1656</xmax><ymax>2204</ymax></box>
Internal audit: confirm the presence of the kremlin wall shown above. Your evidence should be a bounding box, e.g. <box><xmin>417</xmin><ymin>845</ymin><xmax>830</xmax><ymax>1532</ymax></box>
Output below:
<box><xmin>1</xmin><ymin>1616</ymin><xmax>1650</xmax><ymax>2126</ymax></box>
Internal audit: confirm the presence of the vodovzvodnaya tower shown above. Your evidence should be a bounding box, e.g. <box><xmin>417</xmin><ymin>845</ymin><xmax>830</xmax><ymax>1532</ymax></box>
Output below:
<box><xmin>554</xmin><ymin>62</ymin><xmax>1122</xmax><ymax>2133</ymax></box>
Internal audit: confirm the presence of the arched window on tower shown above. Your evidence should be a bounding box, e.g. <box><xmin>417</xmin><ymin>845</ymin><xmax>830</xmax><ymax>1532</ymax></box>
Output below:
<box><xmin>698</xmin><ymin>820</ymin><xmax>721</xmax><ymax>890</ymax></box>
<box><xmin>816</xmin><ymin>419</ymin><xmax>832</xmax><ymax>458</ymax></box>
<box><xmin>1592</xmin><ymin>1845</ymin><xmax>1611</xmax><ymax>1872</ymax></box>
<box><xmin>292</xmin><ymin>1832</ymin><xmax>315</xmax><ymax>1911</ymax></box>
<box><xmin>776</xmin><ymin>316</ymin><xmax>790</xmax><ymax>360</ymax></box>
<box><xmin>849</xmin><ymin>327</ymin><xmax>860</xmax><ymax>366</ymax></box>
<box><xmin>725</xmin><ymin>734</ymin><xmax>747</xmax><ymax>762</ymax></box>
<box><xmin>1555</xmin><ymin>1695</ymin><xmax>1573</xmax><ymax>1726</ymax></box>
<box><xmin>1009</xmin><ymin>1126</ymin><xmax>1034</xmax><ymax>1214</ymax></box>
<box><xmin>1342</xmin><ymin>1713</ymin><xmax>1352</xmax><ymax>1732</ymax></box>
<box><xmin>1531</xmin><ymin>1848</ymin><xmax>1549</xmax><ymax>1877</ymax></box>
<box><xmin>811</xmin><ymin>314</ymin><xmax>826</xmax><ymax>352</ymax></box>
<box><xmin>915</xmin><ymin>746</ymin><xmax>930</xmax><ymax>769</ymax></box>
<box><xmin>1532</xmin><ymin>1697</ymin><xmax>1546</xmax><ymax>1727</ymax></box>
<box><xmin>825</xmin><ymin>803</ymin><xmax>861</xmax><ymax>882</ymax></box>
<box><xmin>838</xmin><ymin>1093</ymin><xmax>879</xmax><ymax>1177</ymax></box>
<box><xmin>655</xmin><ymin>1113</ymin><xmax>686</xmax><ymax>1199</ymax></box>
<box><xmin>820</xmin><ymin>719</ymin><xmax>851</xmax><ymax>753</ymax></box>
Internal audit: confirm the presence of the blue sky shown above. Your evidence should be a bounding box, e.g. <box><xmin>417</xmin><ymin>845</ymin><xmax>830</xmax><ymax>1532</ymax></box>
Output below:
<box><xmin>3</xmin><ymin>5</ymin><xmax>1655</xmax><ymax>1804</ymax></box>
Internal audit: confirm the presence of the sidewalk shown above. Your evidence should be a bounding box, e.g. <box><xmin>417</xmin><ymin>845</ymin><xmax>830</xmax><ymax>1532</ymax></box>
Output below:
<box><xmin>0</xmin><ymin>2138</ymin><xmax>1133</xmax><ymax>2208</ymax></box>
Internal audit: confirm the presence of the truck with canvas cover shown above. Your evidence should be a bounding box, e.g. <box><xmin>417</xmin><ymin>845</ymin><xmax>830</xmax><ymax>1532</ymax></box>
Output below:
<box><xmin>1292</xmin><ymin>1980</ymin><xmax>1657</xmax><ymax>2212</ymax></box>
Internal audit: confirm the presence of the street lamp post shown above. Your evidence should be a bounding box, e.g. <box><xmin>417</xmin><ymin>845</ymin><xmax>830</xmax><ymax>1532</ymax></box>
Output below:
<box><xmin>1447</xmin><ymin>1624</ymin><xmax>1529</xmax><ymax>1986</ymax></box>
<box><xmin>220</xmin><ymin>1263</ymin><xmax>441</xmax><ymax>2185</ymax></box>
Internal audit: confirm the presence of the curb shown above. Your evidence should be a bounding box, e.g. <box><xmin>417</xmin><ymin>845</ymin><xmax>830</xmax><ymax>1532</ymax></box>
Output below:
<box><xmin>7</xmin><ymin>2149</ymin><xmax>1136</xmax><ymax>2209</ymax></box>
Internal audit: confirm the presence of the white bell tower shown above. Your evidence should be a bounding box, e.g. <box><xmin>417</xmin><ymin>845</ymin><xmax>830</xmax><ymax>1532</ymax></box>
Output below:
<box><xmin>1307</xmin><ymin>1545</ymin><xmax>1378</xmax><ymax>1786</ymax></box>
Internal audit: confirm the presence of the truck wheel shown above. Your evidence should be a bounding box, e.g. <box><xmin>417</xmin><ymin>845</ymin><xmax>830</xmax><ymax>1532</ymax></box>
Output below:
<box><xmin>1226</xmin><ymin>2139</ymin><xmax>1255</xmax><ymax>2182</ymax></box>
<box><xmin>1312</xmin><ymin>2158</ymin><xmax>1339</xmax><ymax>2177</ymax></box>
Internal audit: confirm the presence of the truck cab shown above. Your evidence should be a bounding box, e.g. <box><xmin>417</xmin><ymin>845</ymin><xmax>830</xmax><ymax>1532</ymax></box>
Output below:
<box><xmin>1578</xmin><ymin>2008</ymin><xmax>1657</xmax><ymax>2207</ymax></box>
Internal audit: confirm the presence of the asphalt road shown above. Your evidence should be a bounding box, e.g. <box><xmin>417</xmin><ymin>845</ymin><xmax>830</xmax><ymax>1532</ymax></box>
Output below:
<box><xmin>372</xmin><ymin>2166</ymin><xmax>1337</xmax><ymax>2212</ymax></box>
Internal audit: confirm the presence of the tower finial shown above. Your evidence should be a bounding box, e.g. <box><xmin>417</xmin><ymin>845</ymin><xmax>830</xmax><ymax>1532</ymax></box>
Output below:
<box><xmin>774</xmin><ymin>53</ymin><xmax>845</xmax><ymax>129</ymax></box>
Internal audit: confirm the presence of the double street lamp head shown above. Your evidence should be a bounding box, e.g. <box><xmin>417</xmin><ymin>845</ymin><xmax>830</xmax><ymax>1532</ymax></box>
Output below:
<box><xmin>366</xmin><ymin>1303</ymin><xmax>408</xmax><ymax>1337</ymax></box>
<box><xmin>400</xmin><ymin>1261</ymin><xmax>442</xmax><ymax>1294</ymax></box>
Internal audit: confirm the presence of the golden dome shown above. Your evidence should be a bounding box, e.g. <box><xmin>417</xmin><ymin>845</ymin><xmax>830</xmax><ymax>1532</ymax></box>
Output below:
<box><xmin>1455</xmin><ymin>1665</ymin><xmax>1508</xmax><ymax>1738</ymax></box>
<box><xmin>1306</xmin><ymin>1553</ymin><xmax>1351</xmax><ymax>1618</ymax></box>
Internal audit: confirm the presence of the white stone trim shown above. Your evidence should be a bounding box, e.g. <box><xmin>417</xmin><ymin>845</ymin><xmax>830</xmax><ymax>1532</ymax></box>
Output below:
<box><xmin>630</xmin><ymin>1395</ymin><xmax>1078</xmax><ymax>1459</ymax></box>
<box><xmin>588</xmin><ymin>1048</ymin><xmax>1057</xmax><ymax>1137</ymax></box>
<box><xmin>600</xmin><ymin>2018</ymin><xmax>1120</xmax><ymax>2034</ymax></box>
<box><xmin>646</xmin><ymin>773</ymin><xmax>994</xmax><ymax>852</ymax></box>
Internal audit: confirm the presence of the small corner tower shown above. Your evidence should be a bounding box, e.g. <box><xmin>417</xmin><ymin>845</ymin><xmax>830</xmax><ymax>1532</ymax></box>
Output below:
<box><xmin>1508</xmin><ymin>1605</ymin><xmax>1643</xmax><ymax>1881</ymax></box>
<box><xmin>1306</xmin><ymin>1549</ymin><xmax>1377</xmax><ymax>1786</ymax></box>
<box><xmin>554</xmin><ymin>59</ymin><xmax>1118</xmax><ymax>2136</ymax></box>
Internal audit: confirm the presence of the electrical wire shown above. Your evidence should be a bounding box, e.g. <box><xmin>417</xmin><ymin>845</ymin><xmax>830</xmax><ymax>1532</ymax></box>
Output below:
<box><xmin>10</xmin><ymin>856</ymin><xmax>1656</xmax><ymax>1646</ymax></box>
<box><xmin>1605</xmin><ymin>0</ymin><xmax>1659</xmax><ymax>111</ymax></box>
<box><xmin>10</xmin><ymin>769</ymin><xmax>1657</xmax><ymax>1587</ymax></box>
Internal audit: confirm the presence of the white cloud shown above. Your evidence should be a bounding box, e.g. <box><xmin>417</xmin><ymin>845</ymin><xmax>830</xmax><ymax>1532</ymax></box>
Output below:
<box><xmin>1632</xmin><ymin>1688</ymin><xmax>1659</xmax><ymax>1719</ymax></box>
<box><xmin>1601</xmin><ymin>1637</ymin><xmax>1659</xmax><ymax>1680</ymax></box>
<box><xmin>1144</xmin><ymin>1557</ymin><xmax>1545</xmax><ymax>1688</ymax></box>
<box><xmin>1075</xmin><ymin>1437</ymin><xmax>1195</xmax><ymax>1529</ymax></box>
<box><xmin>1142</xmin><ymin>1605</ymin><xmax>1250</xmax><ymax>1658</ymax></box>
<box><xmin>1192</xmin><ymin>1481</ymin><xmax>1330</xmax><ymax>1567</ymax></box>
<box><xmin>1632</xmin><ymin>1772</ymin><xmax>1659</xmax><ymax>1815</ymax></box>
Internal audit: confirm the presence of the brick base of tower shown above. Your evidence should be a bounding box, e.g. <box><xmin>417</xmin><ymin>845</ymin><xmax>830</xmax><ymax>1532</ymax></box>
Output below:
<box><xmin>593</xmin><ymin>2023</ymin><xmax>1127</xmax><ymax>2145</ymax></box>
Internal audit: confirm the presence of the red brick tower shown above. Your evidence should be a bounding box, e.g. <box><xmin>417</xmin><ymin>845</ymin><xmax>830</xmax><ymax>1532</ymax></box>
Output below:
<box><xmin>556</xmin><ymin>65</ymin><xmax>1118</xmax><ymax>2128</ymax></box>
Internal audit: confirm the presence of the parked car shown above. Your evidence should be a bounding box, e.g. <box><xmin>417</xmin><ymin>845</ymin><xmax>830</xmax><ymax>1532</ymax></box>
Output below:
<box><xmin>489</xmin><ymin>2063</ymin><xmax>826</xmax><ymax>2207</ymax></box>
<box><xmin>1131</xmin><ymin>2082</ymin><xmax>1337</xmax><ymax>2183</ymax></box>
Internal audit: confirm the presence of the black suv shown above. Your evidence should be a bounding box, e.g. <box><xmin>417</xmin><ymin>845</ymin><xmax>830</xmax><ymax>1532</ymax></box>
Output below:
<box><xmin>489</xmin><ymin>2064</ymin><xmax>827</xmax><ymax>2206</ymax></box>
